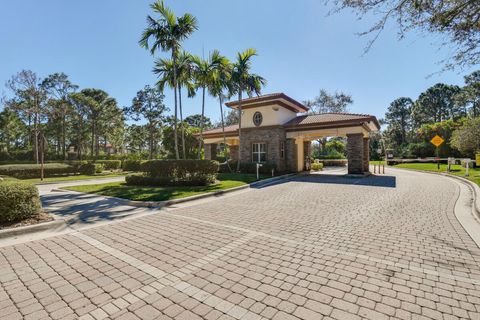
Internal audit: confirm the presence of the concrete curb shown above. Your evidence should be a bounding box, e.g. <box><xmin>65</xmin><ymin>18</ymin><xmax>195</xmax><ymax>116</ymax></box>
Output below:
<box><xmin>0</xmin><ymin>219</ymin><xmax>66</xmax><ymax>239</ymax></box>
<box><xmin>58</xmin><ymin>173</ymin><xmax>297</xmax><ymax>209</ymax></box>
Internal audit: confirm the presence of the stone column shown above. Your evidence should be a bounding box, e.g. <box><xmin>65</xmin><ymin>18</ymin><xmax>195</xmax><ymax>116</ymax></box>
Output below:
<box><xmin>295</xmin><ymin>137</ymin><xmax>304</xmax><ymax>172</ymax></box>
<box><xmin>346</xmin><ymin>133</ymin><xmax>364</xmax><ymax>174</ymax></box>
<box><xmin>286</xmin><ymin>139</ymin><xmax>296</xmax><ymax>172</ymax></box>
<box><xmin>229</xmin><ymin>145</ymin><xmax>239</xmax><ymax>161</ymax></box>
<box><xmin>204</xmin><ymin>144</ymin><xmax>217</xmax><ymax>160</ymax></box>
<box><xmin>363</xmin><ymin>137</ymin><xmax>370</xmax><ymax>173</ymax></box>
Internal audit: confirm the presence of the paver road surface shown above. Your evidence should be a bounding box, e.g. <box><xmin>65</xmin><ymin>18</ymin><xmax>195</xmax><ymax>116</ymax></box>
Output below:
<box><xmin>1</xmin><ymin>168</ymin><xmax>480</xmax><ymax>320</ymax></box>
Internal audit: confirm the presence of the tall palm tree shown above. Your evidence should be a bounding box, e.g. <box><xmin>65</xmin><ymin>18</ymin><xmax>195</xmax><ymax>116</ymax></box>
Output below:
<box><xmin>230</xmin><ymin>49</ymin><xmax>266</xmax><ymax>171</ymax></box>
<box><xmin>191</xmin><ymin>50</ymin><xmax>227</xmax><ymax>159</ymax></box>
<box><xmin>153</xmin><ymin>51</ymin><xmax>195</xmax><ymax>159</ymax></box>
<box><xmin>139</xmin><ymin>0</ymin><xmax>198</xmax><ymax>160</ymax></box>
<box><xmin>208</xmin><ymin>56</ymin><xmax>232</xmax><ymax>162</ymax></box>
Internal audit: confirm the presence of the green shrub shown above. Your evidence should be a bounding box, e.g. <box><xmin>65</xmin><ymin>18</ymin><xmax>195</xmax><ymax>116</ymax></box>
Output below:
<box><xmin>126</xmin><ymin>160</ymin><xmax>219</xmax><ymax>186</ymax></box>
<box><xmin>312</xmin><ymin>162</ymin><xmax>323</xmax><ymax>171</ymax></box>
<box><xmin>95</xmin><ymin>160</ymin><xmax>121</xmax><ymax>170</ymax></box>
<box><xmin>219</xmin><ymin>160</ymin><xmax>236</xmax><ymax>173</ymax></box>
<box><xmin>79</xmin><ymin>163</ymin><xmax>104</xmax><ymax>175</ymax></box>
<box><xmin>0</xmin><ymin>181</ymin><xmax>41</xmax><ymax>222</ymax></box>
<box><xmin>123</xmin><ymin>160</ymin><xmax>144</xmax><ymax>172</ymax></box>
<box><xmin>0</xmin><ymin>163</ymin><xmax>77</xmax><ymax>179</ymax></box>
<box><xmin>319</xmin><ymin>159</ymin><xmax>347</xmax><ymax>167</ymax></box>
<box><xmin>311</xmin><ymin>162</ymin><xmax>324</xmax><ymax>171</ymax></box>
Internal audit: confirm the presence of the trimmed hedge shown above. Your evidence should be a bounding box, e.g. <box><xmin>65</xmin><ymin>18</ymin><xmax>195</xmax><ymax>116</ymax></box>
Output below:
<box><xmin>122</xmin><ymin>160</ymin><xmax>143</xmax><ymax>172</ymax></box>
<box><xmin>126</xmin><ymin>160</ymin><xmax>219</xmax><ymax>186</ymax></box>
<box><xmin>220</xmin><ymin>160</ymin><xmax>277</xmax><ymax>174</ymax></box>
<box><xmin>0</xmin><ymin>163</ymin><xmax>77</xmax><ymax>179</ymax></box>
<box><xmin>79</xmin><ymin>163</ymin><xmax>104</xmax><ymax>175</ymax></box>
<box><xmin>94</xmin><ymin>160</ymin><xmax>121</xmax><ymax>170</ymax></box>
<box><xmin>318</xmin><ymin>159</ymin><xmax>347</xmax><ymax>167</ymax></box>
<box><xmin>0</xmin><ymin>181</ymin><xmax>42</xmax><ymax>222</ymax></box>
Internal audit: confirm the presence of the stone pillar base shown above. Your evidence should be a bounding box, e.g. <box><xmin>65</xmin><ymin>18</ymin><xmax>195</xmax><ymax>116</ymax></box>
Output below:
<box><xmin>347</xmin><ymin>133</ymin><xmax>364</xmax><ymax>174</ymax></box>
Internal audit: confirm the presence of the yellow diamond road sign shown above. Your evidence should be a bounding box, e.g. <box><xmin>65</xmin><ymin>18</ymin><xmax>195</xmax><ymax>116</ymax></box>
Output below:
<box><xmin>430</xmin><ymin>135</ymin><xmax>444</xmax><ymax>147</ymax></box>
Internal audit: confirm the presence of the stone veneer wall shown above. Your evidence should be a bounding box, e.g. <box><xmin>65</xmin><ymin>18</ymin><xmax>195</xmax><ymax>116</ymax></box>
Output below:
<box><xmin>204</xmin><ymin>144</ymin><xmax>217</xmax><ymax>160</ymax></box>
<box><xmin>346</xmin><ymin>133</ymin><xmax>364</xmax><ymax>174</ymax></box>
<box><xmin>363</xmin><ymin>138</ymin><xmax>370</xmax><ymax>172</ymax></box>
<box><xmin>229</xmin><ymin>145</ymin><xmax>239</xmax><ymax>161</ymax></box>
<box><xmin>239</xmin><ymin>127</ymin><xmax>287</xmax><ymax>171</ymax></box>
<box><xmin>285</xmin><ymin>139</ymin><xmax>297</xmax><ymax>172</ymax></box>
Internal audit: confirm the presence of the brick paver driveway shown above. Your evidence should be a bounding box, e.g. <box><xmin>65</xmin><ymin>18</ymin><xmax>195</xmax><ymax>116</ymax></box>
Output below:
<box><xmin>1</xmin><ymin>168</ymin><xmax>480</xmax><ymax>320</ymax></box>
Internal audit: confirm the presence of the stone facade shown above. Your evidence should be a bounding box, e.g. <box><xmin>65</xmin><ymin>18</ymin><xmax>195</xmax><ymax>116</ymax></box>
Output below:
<box><xmin>206</xmin><ymin>133</ymin><xmax>369</xmax><ymax>174</ymax></box>
<box><xmin>204</xmin><ymin>143</ymin><xmax>217</xmax><ymax>160</ymax></box>
<box><xmin>229</xmin><ymin>145</ymin><xmax>239</xmax><ymax>161</ymax></box>
<box><xmin>286</xmin><ymin>138</ymin><xmax>297</xmax><ymax>172</ymax></box>
<box><xmin>346</xmin><ymin>133</ymin><xmax>364</xmax><ymax>174</ymax></box>
<box><xmin>363</xmin><ymin>137</ymin><xmax>370</xmax><ymax>172</ymax></box>
<box><xmin>239</xmin><ymin>127</ymin><xmax>287</xmax><ymax>171</ymax></box>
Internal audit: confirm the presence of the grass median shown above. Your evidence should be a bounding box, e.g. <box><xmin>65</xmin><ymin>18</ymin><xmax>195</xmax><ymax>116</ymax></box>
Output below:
<box><xmin>64</xmin><ymin>173</ymin><xmax>270</xmax><ymax>202</ymax></box>
<box><xmin>393</xmin><ymin>163</ymin><xmax>480</xmax><ymax>187</ymax></box>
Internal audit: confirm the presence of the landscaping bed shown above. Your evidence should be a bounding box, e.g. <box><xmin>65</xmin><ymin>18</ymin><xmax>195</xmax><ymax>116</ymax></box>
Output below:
<box><xmin>0</xmin><ymin>211</ymin><xmax>53</xmax><ymax>230</ymax></box>
<box><xmin>64</xmin><ymin>173</ymin><xmax>268</xmax><ymax>202</ymax></box>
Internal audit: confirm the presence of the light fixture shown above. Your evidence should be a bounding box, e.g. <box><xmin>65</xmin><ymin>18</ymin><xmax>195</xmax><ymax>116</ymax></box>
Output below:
<box><xmin>272</xmin><ymin>105</ymin><xmax>279</xmax><ymax>111</ymax></box>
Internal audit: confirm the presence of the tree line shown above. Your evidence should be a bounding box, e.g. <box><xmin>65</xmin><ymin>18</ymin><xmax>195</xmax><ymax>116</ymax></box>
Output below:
<box><xmin>383</xmin><ymin>70</ymin><xmax>480</xmax><ymax>158</ymax></box>
<box><xmin>0</xmin><ymin>1</ymin><xmax>263</xmax><ymax>164</ymax></box>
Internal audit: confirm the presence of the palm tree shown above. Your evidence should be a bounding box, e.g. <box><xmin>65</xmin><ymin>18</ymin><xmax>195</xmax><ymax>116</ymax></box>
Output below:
<box><xmin>153</xmin><ymin>51</ymin><xmax>195</xmax><ymax>159</ymax></box>
<box><xmin>229</xmin><ymin>49</ymin><xmax>266</xmax><ymax>171</ymax></box>
<box><xmin>191</xmin><ymin>50</ymin><xmax>227</xmax><ymax>159</ymax></box>
<box><xmin>208</xmin><ymin>56</ymin><xmax>232</xmax><ymax>162</ymax></box>
<box><xmin>139</xmin><ymin>0</ymin><xmax>198</xmax><ymax>160</ymax></box>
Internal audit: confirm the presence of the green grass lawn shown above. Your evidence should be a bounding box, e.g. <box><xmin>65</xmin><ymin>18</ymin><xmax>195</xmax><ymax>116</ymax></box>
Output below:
<box><xmin>21</xmin><ymin>172</ymin><xmax>127</xmax><ymax>184</ymax></box>
<box><xmin>64</xmin><ymin>173</ymin><xmax>269</xmax><ymax>202</ymax></box>
<box><xmin>393</xmin><ymin>163</ymin><xmax>480</xmax><ymax>187</ymax></box>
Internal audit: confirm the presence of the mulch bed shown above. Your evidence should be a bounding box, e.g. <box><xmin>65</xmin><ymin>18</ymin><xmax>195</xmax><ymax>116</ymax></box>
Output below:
<box><xmin>0</xmin><ymin>212</ymin><xmax>54</xmax><ymax>230</ymax></box>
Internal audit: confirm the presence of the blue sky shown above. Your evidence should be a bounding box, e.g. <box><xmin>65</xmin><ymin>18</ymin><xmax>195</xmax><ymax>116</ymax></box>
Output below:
<box><xmin>0</xmin><ymin>0</ymin><xmax>476</xmax><ymax>124</ymax></box>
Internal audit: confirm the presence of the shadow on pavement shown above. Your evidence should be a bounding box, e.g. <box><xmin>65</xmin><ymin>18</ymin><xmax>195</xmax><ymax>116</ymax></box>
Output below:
<box><xmin>252</xmin><ymin>173</ymin><xmax>396</xmax><ymax>189</ymax></box>
<box><xmin>41</xmin><ymin>192</ymin><xmax>147</xmax><ymax>227</ymax></box>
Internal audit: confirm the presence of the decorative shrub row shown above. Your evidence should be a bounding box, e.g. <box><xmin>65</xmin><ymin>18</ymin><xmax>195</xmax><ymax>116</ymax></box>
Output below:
<box><xmin>125</xmin><ymin>160</ymin><xmax>219</xmax><ymax>186</ymax></box>
<box><xmin>79</xmin><ymin>163</ymin><xmax>105</xmax><ymax>175</ymax></box>
<box><xmin>93</xmin><ymin>160</ymin><xmax>121</xmax><ymax>170</ymax></box>
<box><xmin>0</xmin><ymin>181</ymin><xmax>42</xmax><ymax>222</ymax></box>
<box><xmin>0</xmin><ymin>163</ymin><xmax>77</xmax><ymax>179</ymax></box>
<box><xmin>0</xmin><ymin>160</ymin><xmax>112</xmax><ymax>179</ymax></box>
<box><xmin>122</xmin><ymin>160</ymin><xmax>144</xmax><ymax>172</ymax></box>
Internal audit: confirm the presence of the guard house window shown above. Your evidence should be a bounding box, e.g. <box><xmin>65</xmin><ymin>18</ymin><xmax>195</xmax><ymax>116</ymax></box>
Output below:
<box><xmin>280</xmin><ymin>141</ymin><xmax>285</xmax><ymax>159</ymax></box>
<box><xmin>252</xmin><ymin>143</ymin><xmax>266</xmax><ymax>162</ymax></box>
<box><xmin>253</xmin><ymin>111</ymin><xmax>263</xmax><ymax>126</ymax></box>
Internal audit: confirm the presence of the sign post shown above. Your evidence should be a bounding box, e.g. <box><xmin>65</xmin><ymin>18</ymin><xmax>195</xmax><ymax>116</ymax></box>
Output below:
<box><xmin>430</xmin><ymin>135</ymin><xmax>445</xmax><ymax>171</ymax></box>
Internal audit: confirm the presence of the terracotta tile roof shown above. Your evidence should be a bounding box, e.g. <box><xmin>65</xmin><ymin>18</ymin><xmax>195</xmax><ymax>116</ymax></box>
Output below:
<box><xmin>201</xmin><ymin>125</ymin><xmax>239</xmax><ymax>136</ymax></box>
<box><xmin>283</xmin><ymin>113</ymin><xmax>380</xmax><ymax>129</ymax></box>
<box><xmin>201</xmin><ymin>113</ymin><xmax>380</xmax><ymax>138</ymax></box>
<box><xmin>225</xmin><ymin>93</ymin><xmax>309</xmax><ymax>113</ymax></box>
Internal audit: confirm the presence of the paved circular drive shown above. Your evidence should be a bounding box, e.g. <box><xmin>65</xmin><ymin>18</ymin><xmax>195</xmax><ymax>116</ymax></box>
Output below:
<box><xmin>1</xmin><ymin>168</ymin><xmax>480</xmax><ymax>319</ymax></box>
